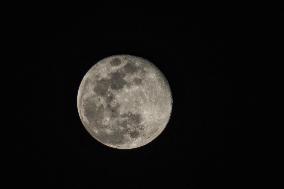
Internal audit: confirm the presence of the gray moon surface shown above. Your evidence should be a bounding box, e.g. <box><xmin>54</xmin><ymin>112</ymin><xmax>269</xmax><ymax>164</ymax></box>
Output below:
<box><xmin>77</xmin><ymin>55</ymin><xmax>172</xmax><ymax>149</ymax></box>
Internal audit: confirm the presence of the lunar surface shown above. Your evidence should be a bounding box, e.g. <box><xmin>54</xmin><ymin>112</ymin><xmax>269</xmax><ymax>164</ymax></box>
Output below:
<box><xmin>77</xmin><ymin>55</ymin><xmax>172</xmax><ymax>149</ymax></box>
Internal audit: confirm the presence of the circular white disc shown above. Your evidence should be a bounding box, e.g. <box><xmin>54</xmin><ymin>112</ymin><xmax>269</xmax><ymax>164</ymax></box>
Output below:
<box><xmin>77</xmin><ymin>55</ymin><xmax>172</xmax><ymax>149</ymax></box>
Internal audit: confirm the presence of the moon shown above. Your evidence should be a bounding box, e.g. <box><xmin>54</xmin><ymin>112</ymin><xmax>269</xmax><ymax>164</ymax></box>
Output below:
<box><xmin>77</xmin><ymin>55</ymin><xmax>172</xmax><ymax>149</ymax></box>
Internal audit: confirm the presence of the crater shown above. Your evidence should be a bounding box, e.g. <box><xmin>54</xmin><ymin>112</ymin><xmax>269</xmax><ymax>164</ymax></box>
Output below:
<box><xmin>129</xmin><ymin>113</ymin><xmax>142</xmax><ymax>125</ymax></box>
<box><xmin>129</xmin><ymin>130</ymin><xmax>140</xmax><ymax>138</ymax></box>
<box><xmin>110</xmin><ymin>57</ymin><xmax>121</xmax><ymax>66</ymax></box>
<box><xmin>133</xmin><ymin>77</ymin><xmax>142</xmax><ymax>85</ymax></box>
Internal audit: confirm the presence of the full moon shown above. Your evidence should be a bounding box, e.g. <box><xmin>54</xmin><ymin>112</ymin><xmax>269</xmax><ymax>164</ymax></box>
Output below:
<box><xmin>77</xmin><ymin>55</ymin><xmax>172</xmax><ymax>149</ymax></box>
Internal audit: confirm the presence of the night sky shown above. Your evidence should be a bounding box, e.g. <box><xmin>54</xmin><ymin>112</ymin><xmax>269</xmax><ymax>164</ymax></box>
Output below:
<box><xmin>19</xmin><ymin>7</ymin><xmax>257</xmax><ymax>188</ymax></box>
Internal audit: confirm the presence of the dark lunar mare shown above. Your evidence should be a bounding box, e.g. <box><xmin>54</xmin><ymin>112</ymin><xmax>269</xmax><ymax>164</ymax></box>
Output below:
<box><xmin>94</xmin><ymin>58</ymin><xmax>144</xmax><ymax>95</ymax></box>
<box><xmin>83</xmin><ymin>97</ymin><xmax>104</xmax><ymax>128</ymax></box>
<box><xmin>109</xmin><ymin>57</ymin><xmax>121</xmax><ymax>66</ymax></box>
<box><xmin>84</xmin><ymin>58</ymin><xmax>148</xmax><ymax>145</ymax></box>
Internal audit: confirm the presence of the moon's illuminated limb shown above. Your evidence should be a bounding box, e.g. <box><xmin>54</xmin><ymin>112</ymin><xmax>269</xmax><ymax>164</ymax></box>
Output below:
<box><xmin>77</xmin><ymin>55</ymin><xmax>172</xmax><ymax>149</ymax></box>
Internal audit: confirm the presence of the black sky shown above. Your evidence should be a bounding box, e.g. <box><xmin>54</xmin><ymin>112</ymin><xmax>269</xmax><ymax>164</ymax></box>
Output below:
<box><xmin>19</xmin><ymin>8</ymin><xmax>257</xmax><ymax>188</ymax></box>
